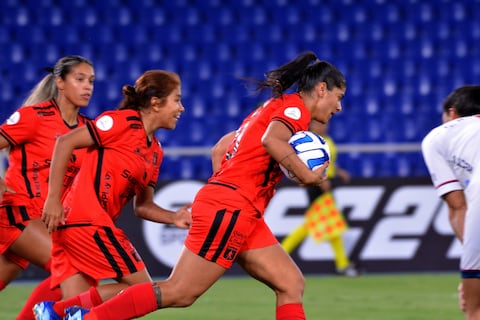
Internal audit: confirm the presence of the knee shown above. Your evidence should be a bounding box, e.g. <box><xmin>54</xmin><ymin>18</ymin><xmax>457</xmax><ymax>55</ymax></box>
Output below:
<box><xmin>293</xmin><ymin>273</ymin><xmax>306</xmax><ymax>295</ymax></box>
<box><xmin>157</xmin><ymin>283</ymin><xmax>201</xmax><ymax>308</ymax></box>
<box><xmin>276</xmin><ymin>271</ymin><xmax>305</xmax><ymax>298</ymax></box>
<box><xmin>175</xmin><ymin>294</ymin><xmax>199</xmax><ymax>308</ymax></box>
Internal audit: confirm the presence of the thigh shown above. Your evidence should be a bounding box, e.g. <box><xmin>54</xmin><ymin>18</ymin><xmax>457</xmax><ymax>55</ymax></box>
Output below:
<box><xmin>160</xmin><ymin>246</ymin><xmax>226</xmax><ymax>306</ymax></box>
<box><xmin>61</xmin><ymin>273</ymin><xmax>94</xmax><ymax>299</ymax></box>
<box><xmin>10</xmin><ymin>218</ymin><xmax>51</xmax><ymax>268</ymax></box>
<box><xmin>238</xmin><ymin>243</ymin><xmax>304</xmax><ymax>288</ymax></box>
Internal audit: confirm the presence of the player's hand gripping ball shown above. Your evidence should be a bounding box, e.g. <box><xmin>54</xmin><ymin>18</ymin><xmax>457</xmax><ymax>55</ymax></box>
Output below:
<box><xmin>280</xmin><ymin>131</ymin><xmax>330</xmax><ymax>183</ymax></box>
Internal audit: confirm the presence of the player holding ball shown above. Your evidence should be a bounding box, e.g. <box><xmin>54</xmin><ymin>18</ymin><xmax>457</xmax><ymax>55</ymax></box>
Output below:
<box><xmin>64</xmin><ymin>51</ymin><xmax>346</xmax><ymax>320</ymax></box>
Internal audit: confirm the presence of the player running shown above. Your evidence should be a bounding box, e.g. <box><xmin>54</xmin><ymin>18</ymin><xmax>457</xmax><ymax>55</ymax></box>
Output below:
<box><xmin>62</xmin><ymin>51</ymin><xmax>346</xmax><ymax>320</ymax></box>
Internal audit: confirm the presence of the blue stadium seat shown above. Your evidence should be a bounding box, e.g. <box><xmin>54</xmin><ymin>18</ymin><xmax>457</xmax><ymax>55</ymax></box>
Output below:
<box><xmin>2</xmin><ymin>1</ymin><xmax>478</xmax><ymax>179</ymax></box>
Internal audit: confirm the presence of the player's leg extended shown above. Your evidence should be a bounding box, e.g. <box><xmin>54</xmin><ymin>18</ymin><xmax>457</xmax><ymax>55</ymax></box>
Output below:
<box><xmin>10</xmin><ymin>219</ymin><xmax>63</xmax><ymax>320</ymax></box>
<box><xmin>237</xmin><ymin>243</ymin><xmax>306</xmax><ymax>320</ymax></box>
<box><xmin>0</xmin><ymin>254</ymin><xmax>22</xmax><ymax>290</ymax></box>
<box><xmin>80</xmin><ymin>247</ymin><xmax>227</xmax><ymax>320</ymax></box>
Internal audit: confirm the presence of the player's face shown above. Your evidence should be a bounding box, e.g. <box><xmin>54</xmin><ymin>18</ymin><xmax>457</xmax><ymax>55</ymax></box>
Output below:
<box><xmin>57</xmin><ymin>63</ymin><xmax>95</xmax><ymax>109</ymax></box>
<box><xmin>311</xmin><ymin>84</ymin><xmax>345</xmax><ymax>124</ymax></box>
<box><xmin>157</xmin><ymin>86</ymin><xmax>184</xmax><ymax>130</ymax></box>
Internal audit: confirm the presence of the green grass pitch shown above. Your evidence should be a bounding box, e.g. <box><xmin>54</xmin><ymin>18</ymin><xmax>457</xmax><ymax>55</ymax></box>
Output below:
<box><xmin>0</xmin><ymin>273</ymin><xmax>462</xmax><ymax>319</ymax></box>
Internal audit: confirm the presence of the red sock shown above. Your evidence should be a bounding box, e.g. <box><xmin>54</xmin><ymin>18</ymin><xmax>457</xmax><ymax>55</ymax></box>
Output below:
<box><xmin>16</xmin><ymin>277</ymin><xmax>62</xmax><ymax>320</ymax></box>
<box><xmin>0</xmin><ymin>280</ymin><xmax>6</xmax><ymax>291</ymax></box>
<box><xmin>54</xmin><ymin>287</ymin><xmax>103</xmax><ymax>317</ymax></box>
<box><xmin>87</xmin><ymin>282</ymin><xmax>158</xmax><ymax>320</ymax></box>
<box><xmin>276</xmin><ymin>303</ymin><xmax>306</xmax><ymax>320</ymax></box>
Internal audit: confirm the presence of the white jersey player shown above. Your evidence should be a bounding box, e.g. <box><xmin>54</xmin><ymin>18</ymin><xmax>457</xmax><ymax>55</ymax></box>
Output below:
<box><xmin>422</xmin><ymin>85</ymin><xmax>480</xmax><ymax>320</ymax></box>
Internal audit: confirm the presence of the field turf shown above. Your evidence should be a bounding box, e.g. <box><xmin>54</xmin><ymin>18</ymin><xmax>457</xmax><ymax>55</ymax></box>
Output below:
<box><xmin>0</xmin><ymin>273</ymin><xmax>462</xmax><ymax>319</ymax></box>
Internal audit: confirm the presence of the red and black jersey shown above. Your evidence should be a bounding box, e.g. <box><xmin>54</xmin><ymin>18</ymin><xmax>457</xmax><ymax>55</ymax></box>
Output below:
<box><xmin>62</xmin><ymin>109</ymin><xmax>163</xmax><ymax>227</ymax></box>
<box><xmin>0</xmin><ymin>100</ymin><xmax>88</xmax><ymax>214</ymax></box>
<box><xmin>209</xmin><ymin>93</ymin><xmax>310</xmax><ymax>213</ymax></box>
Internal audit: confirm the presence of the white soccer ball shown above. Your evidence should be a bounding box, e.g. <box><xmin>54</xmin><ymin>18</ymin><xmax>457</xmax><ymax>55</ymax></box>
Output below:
<box><xmin>279</xmin><ymin>130</ymin><xmax>330</xmax><ymax>183</ymax></box>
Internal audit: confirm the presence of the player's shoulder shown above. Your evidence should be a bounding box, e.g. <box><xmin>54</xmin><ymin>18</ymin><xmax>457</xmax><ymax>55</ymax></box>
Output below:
<box><xmin>421</xmin><ymin>123</ymin><xmax>444</xmax><ymax>151</ymax></box>
<box><xmin>92</xmin><ymin>109</ymin><xmax>146</xmax><ymax>137</ymax></box>
<box><xmin>3</xmin><ymin>101</ymin><xmax>56</xmax><ymax>127</ymax></box>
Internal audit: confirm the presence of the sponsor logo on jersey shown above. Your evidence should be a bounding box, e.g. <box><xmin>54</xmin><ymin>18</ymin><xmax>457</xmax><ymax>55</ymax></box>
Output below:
<box><xmin>96</xmin><ymin>115</ymin><xmax>114</xmax><ymax>131</ymax></box>
<box><xmin>284</xmin><ymin>107</ymin><xmax>301</xmax><ymax>120</ymax></box>
<box><xmin>6</xmin><ymin>111</ymin><xmax>20</xmax><ymax>125</ymax></box>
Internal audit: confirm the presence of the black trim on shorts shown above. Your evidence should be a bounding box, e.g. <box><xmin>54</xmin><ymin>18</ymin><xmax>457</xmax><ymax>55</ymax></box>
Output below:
<box><xmin>94</xmin><ymin>229</ymin><xmax>123</xmax><ymax>278</ymax></box>
<box><xmin>93</xmin><ymin>226</ymin><xmax>138</xmax><ymax>278</ymax></box>
<box><xmin>6</xmin><ymin>206</ymin><xmax>15</xmax><ymax>225</ymax></box>
<box><xmin>211</xmin><ymin>209</ymin><xmax>240</xmax><ymax>262</ymax></box>
<box><xmin>198</xmin><ymin>208</ymin><xmax>241</xmax><ymax>263</ymax></box>
<box><xmin>103</xmin><ymin>226</ymin><xmax>137</xmax><ymax>273</ymax></box>
<box><xmin>4</xmin><ymin>205</ymin><xmax>30</xmax><ymax>225</ymax></box>
<box><xmin>19</xmin><ymin>206</ymin><xmax>29</xmax><ymax>221</ymax></box>
<box><xmin>199</xmin><ymin>209</ymin><xmax>226</xmax><ymax>258</ymax></box>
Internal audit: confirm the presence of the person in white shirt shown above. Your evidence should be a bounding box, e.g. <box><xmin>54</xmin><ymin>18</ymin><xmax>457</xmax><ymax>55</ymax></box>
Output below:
<box><xmin>422</xmin><ymin>85</ymin><xmax>480</xmax><ymax>320</ymax></box>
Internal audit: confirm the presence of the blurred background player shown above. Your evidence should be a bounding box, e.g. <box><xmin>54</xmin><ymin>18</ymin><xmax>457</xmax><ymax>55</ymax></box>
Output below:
<box><xmin>281</xmin><ymin>120</ymin><xmax>359</xmax><ymax>277</ymax></box>
<box><xmin>421</xmin><ymin>85</ymin><xmax>480</xmax><ymax>319</ymax></box>
<box><xmin>0</xmin><ymin>55</ymin><xmax>94</xmax><ymax>320</ymax></box>
<box><xmin>33</xmin><ymin>70</ymin><xmax>191</xmax><ymax>320</ymax></box>
<box><xmin>60</xmin><ymin>50</ymin><xmax>346</xmax><ymax>320</ymax></box>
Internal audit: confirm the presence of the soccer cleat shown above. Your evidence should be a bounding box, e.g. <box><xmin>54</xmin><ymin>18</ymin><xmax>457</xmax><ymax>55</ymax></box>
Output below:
<box><xmin>32</xmin><ymin>301</ymin><xmax>62</xmax><ymax>320</ymax></box>
<box><xmin>65</xmin><ymin>306</ymin><xmax>90</xmax><ymax>320</ymax></box>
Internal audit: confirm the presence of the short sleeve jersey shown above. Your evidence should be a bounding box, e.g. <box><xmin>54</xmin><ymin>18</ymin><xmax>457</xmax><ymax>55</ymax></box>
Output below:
<box><xmin>421</xmin><ymin>115</ymin><xmax>480</xmax><ymax>197</ymax></box>
<box><xmin>0</xmin><ymin>100</ymin><xmax>88</xmax><ymax>212</ymax></box>
<box><xmin>209</xmin><ymin>93</ymin><xmax>310</xmax><ymax>212</ymax></box>
<box><xmin>62</xmin><ymin>109</ymin><xmax>163</xmax><ymax>227</ymax></box>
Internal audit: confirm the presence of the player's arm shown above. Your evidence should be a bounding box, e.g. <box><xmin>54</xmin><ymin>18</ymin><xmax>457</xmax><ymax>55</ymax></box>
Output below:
<box><xmin>134</xmin><ymin>186</ymin><xmax>191</xmax><ymax>229</ymax></box>
<box><xmin>42</xmin><ymin>126</ymin><xmax>94</xmax><ymax>232</ymax></box>
<box><xmin>211</xmin><ymin>131</ymin><xmax>235</xmax><ymax>172</ymax></box>
<box><xmin>0</xmin><ymin>133</ymin><xmax>10</xmax><ymax>150</ymax></box>
<box><xmin>262</xmin><ymin>120</ymin><xmax>328</xmax><ymax>185</ymax></box>
<box><xmin>442</xmin><ymin>189</ymin><xmax>466</xmax><ymax>243</ymax></box>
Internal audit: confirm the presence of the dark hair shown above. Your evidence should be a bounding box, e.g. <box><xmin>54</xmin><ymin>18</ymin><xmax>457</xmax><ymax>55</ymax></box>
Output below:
<box><xmin>250</xmin><ymin>51</ymin><xmax>346</xmax><ymax>98</ymax></box>
<box><xmin>443</xmin><ymin>85</ymin><xmax>480</xmax><ymax>117</ymax></box>
<box><xmin>23</xmin><ymin>55</ymin><xmax>93</xmax><ymax>106</ymax></box>
<box><xmin>118</xmin><ymin>70</ymin><xmax>180</xmax><ymax>110</ymax></box>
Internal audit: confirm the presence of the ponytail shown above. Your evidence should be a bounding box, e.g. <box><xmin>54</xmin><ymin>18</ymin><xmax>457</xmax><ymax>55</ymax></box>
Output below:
<box><xmin>246</xmin><ymin>51</ymin><xmax>345</xmax><ymax>99</ymax></box>
<box><xmin>118</xmin><ymin>70</ymin><xmax>180</xmax><ymax>110</ymax></box>
<box><xmin>250</xmin><ymin>51</ymin><xmax>318</xmax><ymax>98</ymax></box>
<box><xmin>22</xmin><ymin>73</ymin><xmax>57</xmax><ymax>106</ymax></box>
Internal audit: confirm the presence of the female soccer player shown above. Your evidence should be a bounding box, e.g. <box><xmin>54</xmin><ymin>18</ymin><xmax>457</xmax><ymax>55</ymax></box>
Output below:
<box><xmin>33</xmin><ymin>70</ymin><xmax>191</xmax><ymax>320</ymax></box>
<box><xmin>422</xmin><ymin>85</ymin><xmax>480</xmax><ymax>320</ymax></box>
<box><xmin>64</xmin><ymin>51</ymin><xmax>346</xmax><ymax>320</ymax></box>
<box><xmin>0</xmin><ymin>55</ymin><xmax>94</xmax><ymax>319</ymax></box>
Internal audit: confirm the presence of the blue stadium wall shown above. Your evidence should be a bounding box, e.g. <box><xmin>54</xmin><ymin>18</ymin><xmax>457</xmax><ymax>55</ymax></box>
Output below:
<box><xmin>2</xmin><ymin>0</ymin><xmax>479</xmax><ymax>179</ymax></box>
